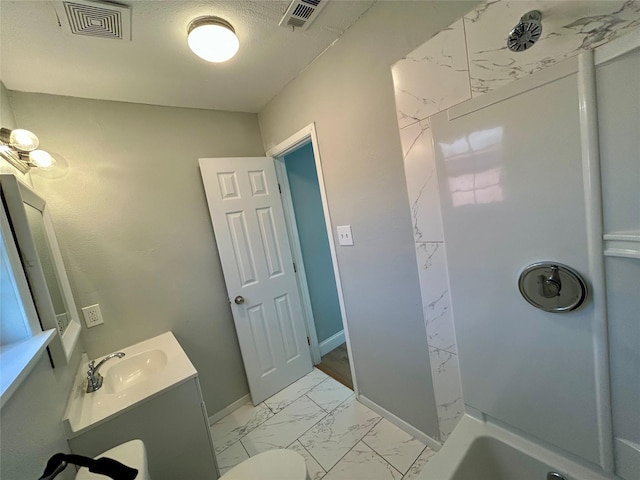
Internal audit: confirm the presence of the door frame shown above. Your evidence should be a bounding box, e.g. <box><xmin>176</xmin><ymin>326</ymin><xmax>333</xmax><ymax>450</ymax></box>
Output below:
<box><xmin>266</xmin><ymin>123</ymin><xmax>358</xmax><ymax>394</ymax></box>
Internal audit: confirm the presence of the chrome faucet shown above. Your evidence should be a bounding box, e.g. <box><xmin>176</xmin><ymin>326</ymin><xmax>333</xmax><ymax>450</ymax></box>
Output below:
<box><xmin>86</xmin><ymin>352</ymin><xmax>125</xmax><ymax>393</ymax></box>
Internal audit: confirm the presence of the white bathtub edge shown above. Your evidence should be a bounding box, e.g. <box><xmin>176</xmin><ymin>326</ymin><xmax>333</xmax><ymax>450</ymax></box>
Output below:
<box><xmin>415</xmin><ymin>415</ymin><xmax>619</xmax><ymax>480</ymax></box>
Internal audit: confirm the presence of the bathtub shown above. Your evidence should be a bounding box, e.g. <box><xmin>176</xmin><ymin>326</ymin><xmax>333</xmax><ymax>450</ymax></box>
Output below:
<box><xmin>417</xmin><ymin>414</ymin><xmax>618</xmax><ymax>480</ymax></box>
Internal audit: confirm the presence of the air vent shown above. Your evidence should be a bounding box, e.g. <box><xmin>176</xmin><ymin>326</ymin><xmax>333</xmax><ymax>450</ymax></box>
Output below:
<box><xmin>279</xmin><ymin>0</ymin><xmax>328</xmax><ymax>31</ymax></box>
<box><xmin>54</xmin><ymin>0</ymin><xmax>131</xmax><ymax>41</ymax></box>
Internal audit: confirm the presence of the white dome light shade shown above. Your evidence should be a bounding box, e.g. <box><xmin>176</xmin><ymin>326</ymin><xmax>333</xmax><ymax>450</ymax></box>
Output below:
<box><xmin>29</xmin><ymin>149</ymin><xmax>56</xmax><ymax>168</ymax></box>
<box><xmin>188</xmin><ymin>17</ymin><xmax>239</xmax><ymax>63</ymax></box>
<box><xmin>10</xmin><ymin>129</ymin><xmax>39</xmax><ymax>152</ymax></box>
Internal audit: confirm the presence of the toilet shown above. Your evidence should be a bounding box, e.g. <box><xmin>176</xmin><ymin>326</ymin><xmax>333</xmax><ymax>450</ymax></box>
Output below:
<box><xmin>74</xmin><ymin>440</ymin><xmax>308</xmax><ymax>480</ymax></box>
<box><xmin>74</xmin><ymin>439</ymin><xmax>150</xmax><ymax>480</ymax></box>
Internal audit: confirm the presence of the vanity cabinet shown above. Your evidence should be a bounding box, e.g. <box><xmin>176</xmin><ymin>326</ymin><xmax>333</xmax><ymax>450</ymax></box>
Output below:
<box><xmin>63</xmin><ymin>333</ymin><xmax>220</xmax><ymax>480</ymax></box>
<box><xmin>67</xmin><ymin>377</ymin><xmax>218</xmax><ymax>480</ymax></box>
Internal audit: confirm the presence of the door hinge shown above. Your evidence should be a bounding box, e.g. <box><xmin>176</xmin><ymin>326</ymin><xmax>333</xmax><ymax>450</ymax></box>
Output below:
<box><xmin>293</xmin><ymin>262</ymin><xmax>297</xmax><ymax>273</ymax></box>
<box><xmin>278</xmin><ymin>183</ymin><xmax>282</xmax><ymax>194</ymax></box>
<box><xmin>307</xmin><ymin>336</ymin><xmax>310</xmax><ymax>346</ymax></box>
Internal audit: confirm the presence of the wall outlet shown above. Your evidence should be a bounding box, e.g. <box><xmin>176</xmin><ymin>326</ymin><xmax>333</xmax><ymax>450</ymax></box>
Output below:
<box><xmin>55</xmin><ymin>312</ymin><xmax>69</xmax><ymax>335</ymax></box>
<box><xmin>82</xmin><ymin>304</ymin><xmax>104</xmax><ymax>328</ymax></box>
<box><xmin>336</xmin><ymin>225</ymin><xmax>354</xmax><ymax>246</ymax></box>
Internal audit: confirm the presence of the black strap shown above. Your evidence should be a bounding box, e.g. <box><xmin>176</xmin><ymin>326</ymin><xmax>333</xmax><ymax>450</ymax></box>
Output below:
<box><xmin>39</xmin><ymin>453</ymin><xmax>138</xmax><ymax>480</ymax></box>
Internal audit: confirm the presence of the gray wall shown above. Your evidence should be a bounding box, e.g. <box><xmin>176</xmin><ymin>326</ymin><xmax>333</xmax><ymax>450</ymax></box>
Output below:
<box><xmin>0</xmin><ymin>81</ymin><xmax>80</xmax><ymax>480</ymax></box>
<box><xmin>259</xmin><ymin>0</ymin><xmax>479</xmax><ymax>437</ymax></box>
<box><xmin>9</xmin><ymin>92</ymin><xmax>266</xmax><ymax>414</ymax></box>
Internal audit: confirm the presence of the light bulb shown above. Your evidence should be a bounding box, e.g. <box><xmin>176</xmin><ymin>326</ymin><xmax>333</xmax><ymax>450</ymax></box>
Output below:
<box><xmin>29</xmin><ymin>149</ymin><xmax>55</xmax><ymax>168</ymax></box>
<box><xmin>9</xmin><ymin>129</ymin><xmax>39</xmax><ymax>152</ymax></box>
<box><xmin>188</xmin><ymin>17</ymin><xmax>239</xmax><ymax>63</ymax></box>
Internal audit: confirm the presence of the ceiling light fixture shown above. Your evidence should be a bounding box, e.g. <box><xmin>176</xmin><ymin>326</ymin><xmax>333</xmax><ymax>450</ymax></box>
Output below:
<box><xmin>187</xmin><ymin>16</ymin><xmax>239</xmax><ymax>63</ymax></box>
<box><xmin>0</xmin><ymin>128</ymin><xmax>57</xmax><ymax>173</ymax></box>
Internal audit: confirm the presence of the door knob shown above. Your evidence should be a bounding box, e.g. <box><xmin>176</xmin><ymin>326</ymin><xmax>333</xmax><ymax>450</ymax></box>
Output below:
<box><xmin>234</xmin><ymin>296</ymin><xmax>245</xmax><ymax>305</ymax></box>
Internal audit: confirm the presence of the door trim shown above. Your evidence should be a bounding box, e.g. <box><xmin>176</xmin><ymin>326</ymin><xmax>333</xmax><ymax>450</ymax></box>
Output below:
<box><xmin>266</xmin><ymin>123</ymin><xmax>358</xmax><ymax>395</ymax></box>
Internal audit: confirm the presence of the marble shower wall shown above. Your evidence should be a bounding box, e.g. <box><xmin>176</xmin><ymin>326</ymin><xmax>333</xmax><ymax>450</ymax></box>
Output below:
<box><xmin>392</xmin><ymin>0</ymin><xmax>640</xmax><ymax>442</ymax></box>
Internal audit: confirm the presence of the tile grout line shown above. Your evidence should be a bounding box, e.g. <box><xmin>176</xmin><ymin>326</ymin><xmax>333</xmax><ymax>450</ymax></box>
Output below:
<box><xmin>305</xmin><ymin>386</ymin><xmax>355</xmax><ymax>416</ymax></box>
<box><xmin>244</xmin><ymin>396</ymin><xmax>332</xmax><ymax>456</ymax></box>
<box><xmin>308</xmin><ymin>415</ymin><xmax>385</xmax><ymax>477</ymax></box>
<box><xmin>361</xmin><ymin>436</ymin><xmax>427</xmax><ymax>477</ymax></box>
<box><xmin>217</xmin><ymin>440</ymin><xmax>254</xmax><ymax>477</ymax></box>
<box><xmin>264</xmin><ymin>373</ymin><xmax>329</xmax><ymax>415</ymax></box>
<box><xmin>277</xmin><ymin>396</ymin><xmax>330</xmax><ymax>451</ymax></box>
<box><xmin>211</xmin><ymin>403</ymin><xmax>277</xmax><ymax>455</ymax></box>
<box><xmin>239</xmin><ymin>440</ymin><xmax>251</xmax><ymax>458</ymax></box>
<box><xmin>304</xmin><ymin>393</ymin><xmax>329</xmax><ymax>414</ymax></box>
<box><xmin>293</xmin><ymin>439</ymin><xmax>328</xmax><ymax>477</ymax></box>
<box><xmin>264</xmin><ymin>401</ymin><xmax>276</xmax><ymax>415</ymax></box>
<box><xmin>216</xmin><ymin>385</ymin><xmax>385</xmax><ymax>477</ymax></box>
<box><xmin>214</xmin><ymin>369</ymin><xmax>330</xmax><ymax>452</ymax></box>
<box><xmin>359</xmin><ymin>427</ymin><xmax>427</xmax><ymax>477</ymax></box>
<box><xmin>212</xmin><ymin>371</ymin><xmax>334</xmax><ymax>466</ymax></box>
<box><xmin>360</xmin><ymin>436</ymin><xmax>416</xmax><ymax>476</ymax></box>
<box><xmin>400</xmin><ymin>445</ymin><xmax>431</xmax><ymax>480</ymax></box>
<box><xmin>291</xmin><ymin>393</ymin><xmax>361</xmax><ymax>466</ymax></box>
<box><xmin>236</xmin><ymin>391</ymin><xmax>332</xmax><ymax>455</ymax></box>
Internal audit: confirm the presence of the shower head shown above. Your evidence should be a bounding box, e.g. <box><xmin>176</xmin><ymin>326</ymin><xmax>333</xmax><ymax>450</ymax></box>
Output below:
<box><xmin>507</xmin><ymin>10</ymin><xmax>542</xmax><ymax>52</ymax></box>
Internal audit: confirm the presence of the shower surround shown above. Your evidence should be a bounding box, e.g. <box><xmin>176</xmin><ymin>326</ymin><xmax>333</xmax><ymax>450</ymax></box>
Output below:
<box><xmin>391</xmin><ymin>0</ymin><xmax>640</xmax><ymax>442</ymax></box>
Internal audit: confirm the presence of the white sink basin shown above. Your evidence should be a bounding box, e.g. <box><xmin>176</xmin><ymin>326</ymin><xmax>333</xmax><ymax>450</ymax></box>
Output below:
<box><xmin>63</xmin><ymin>332</ymin><xmax>197</xmax><ymax>438</ymax></box>
<box><xmin>104</xmin><ymin>349</ymin><xmax>168</xmax><ymax>394</ymax></box>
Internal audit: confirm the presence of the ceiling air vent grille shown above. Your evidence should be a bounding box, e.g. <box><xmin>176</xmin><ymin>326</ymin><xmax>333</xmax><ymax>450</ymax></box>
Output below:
<box><xmin>279</xmin><ymin>0</ymin><xmax>328</xmax><ymax>31</ymax></box>
<box><xmin>54</xmin><ymin>0</ymin><xmax>131</xmax><ymax>41</ymax></box>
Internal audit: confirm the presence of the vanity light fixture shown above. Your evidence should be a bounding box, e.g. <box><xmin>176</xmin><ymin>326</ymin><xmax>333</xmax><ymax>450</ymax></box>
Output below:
<box><xmin>0</xmin><ymin>128</ymin><xmax>56</xmax><ymax>173</ymax></box>
<box><xmin>187</xmin><ymin>16</ymin><xmax>239</xmax><ymax>63</ymax></box>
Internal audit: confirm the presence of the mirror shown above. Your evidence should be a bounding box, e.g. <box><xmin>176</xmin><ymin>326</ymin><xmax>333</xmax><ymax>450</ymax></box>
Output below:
<box><xmin>1</xmin><ymin>195</ymin><xmax>57</xmax><ymax>406</ymax></box>
<box><xmin>23</xmin><ymin>203</ymin><xmax>70</xmax><ymax>333</ymax></box>
<box><xmin>0</xmin><ymin>174</ymin><xmax>81</xmax><ymax>365</ymax></box>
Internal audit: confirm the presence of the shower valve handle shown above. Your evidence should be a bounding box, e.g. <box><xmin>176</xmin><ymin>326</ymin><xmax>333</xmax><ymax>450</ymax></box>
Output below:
<box><xmin>538</xmin><ymin>265</ymin><xmax>561</xmax><ymax>298</ymax></box>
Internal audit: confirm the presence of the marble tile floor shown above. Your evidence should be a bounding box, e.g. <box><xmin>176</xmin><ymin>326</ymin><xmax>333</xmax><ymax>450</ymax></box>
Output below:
<box><xmin>210</xmin><ymin>368</ymin><xmax>435</xmax><ymax>479</ymax></box>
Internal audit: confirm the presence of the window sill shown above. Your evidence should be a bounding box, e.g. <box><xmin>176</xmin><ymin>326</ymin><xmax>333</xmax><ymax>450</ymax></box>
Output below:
<box><xmin>0</xmin><ymin>329</ymin><xmax>56</xmax><ymax>408</ymax></box>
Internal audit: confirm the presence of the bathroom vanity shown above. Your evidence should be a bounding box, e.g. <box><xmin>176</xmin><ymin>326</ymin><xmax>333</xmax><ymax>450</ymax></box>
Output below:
<box><xmin>63</xmin><ymin>332</ymin><xmax>219</xmax><ymax>480</ymax></box>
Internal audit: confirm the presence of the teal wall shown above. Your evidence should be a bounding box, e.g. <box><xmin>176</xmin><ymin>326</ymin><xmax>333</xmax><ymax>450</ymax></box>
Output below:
<box><xmin>284</xmin><ymin>143</ymin><xmax>343</xmax><ymax>344</ymax></box>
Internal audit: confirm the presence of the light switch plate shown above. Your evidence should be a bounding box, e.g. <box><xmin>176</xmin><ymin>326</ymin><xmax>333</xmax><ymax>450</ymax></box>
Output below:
<box><xmin>337</xmin><ymin>225</ymin><xmax>354</xmax><ymax>246</ymax></box>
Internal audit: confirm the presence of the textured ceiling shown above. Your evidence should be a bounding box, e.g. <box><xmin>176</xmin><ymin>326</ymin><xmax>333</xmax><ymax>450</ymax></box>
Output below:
<box><xmin>0</xmin><ymin>0</ymin><xmax>376</xmax><ymax>112</ymax></box>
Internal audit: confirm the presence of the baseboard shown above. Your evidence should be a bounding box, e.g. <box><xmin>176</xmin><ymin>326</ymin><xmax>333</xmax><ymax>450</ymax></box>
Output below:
<box><xmin>208</xmin><ymin>393</ymin><xmax>251</xmax><ymax>425</ymax></box>
<box><xmin>358</xmin><ymin>394</ymin><xmax>442</xmax><ymax>452</ymax></box>
<box><xmin>319</xmin><ymin>330</ymin><xmax>345</xmax><ymax>356</ymax></box>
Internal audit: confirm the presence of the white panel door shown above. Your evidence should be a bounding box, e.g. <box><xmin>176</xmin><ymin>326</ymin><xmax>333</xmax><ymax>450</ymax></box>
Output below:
<box><xmin>199</xmin><ymin>157</ymin><xmax>312</xmax><ymax>404</ymax></box>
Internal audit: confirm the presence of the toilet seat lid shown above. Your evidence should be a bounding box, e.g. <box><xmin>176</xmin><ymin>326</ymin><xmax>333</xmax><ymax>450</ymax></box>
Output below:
<box><xmin>221</xmin><ymin>449</ymin><xmax>307</xmax><ymax>480</ymax></box>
